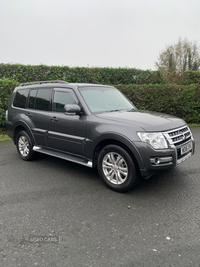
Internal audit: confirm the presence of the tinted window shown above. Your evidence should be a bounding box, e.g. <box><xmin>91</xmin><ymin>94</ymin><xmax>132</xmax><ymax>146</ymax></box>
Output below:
<box><xmin>28</xmin><ymin>89</ymin><xmax>37</xmax><ymax>109</ymax></box>
<box><xmin>13</xmin><ymin>89</ymin><xmax>29</xmax><ymax>108</ymax></box>
<box><xmin>53</xmin><ymin>91</ymin><xmax>77</xmax><ymax>112</ymax></box>
<box><xmin>35</xmin><ymin>89</ymin><xmax>52</xmax><ymax>111</ymax></box>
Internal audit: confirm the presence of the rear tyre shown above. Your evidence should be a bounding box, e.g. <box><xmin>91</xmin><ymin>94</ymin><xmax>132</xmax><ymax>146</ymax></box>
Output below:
<box><xmin>97</xmin><ymin>145</ymin><xmax>140</xmax><ymax>192</ymax></box>
<box><xmin>16</xmin><ymin>130</ymin><xmax>35</xmax><ymax>161</ymax></box>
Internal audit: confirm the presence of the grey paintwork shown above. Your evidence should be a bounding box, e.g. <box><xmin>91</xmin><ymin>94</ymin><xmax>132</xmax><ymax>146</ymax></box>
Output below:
<box><xmin>6</xmin><ymin>82</ymin><xmax>195</xmax><ymax>178</ymax></box>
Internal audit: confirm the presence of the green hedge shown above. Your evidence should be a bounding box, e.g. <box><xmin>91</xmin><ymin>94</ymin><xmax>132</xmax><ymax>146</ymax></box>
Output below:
<box><xmin>1</xmin><ymin>63</ymin><xmax>200</xmax><ymax>86</ymax></box>
<box><xmin>182</xmin><ymin>71</ymin><xmax>200</xmax><ymax>85</ymax></box>
<box><xmin>0</xmin><ymin>63</ymin><xmax>164</xmax><ymax>85</ymax></box>
<box><xmin>116</xmin><ymin>83</ymin><xmax>200</xmax><ymax>124</ymax></box>
<box><xmin>164</xmin><ymin>70</ymin><xmax>200</xmax><ymax>85</ymax></box>
<box><xmin>0</xmin><ymin>78</ymin><xmax>19</xmax><ymax>130</ymax></box>
<box><xmin>0</xmin><ymin>63</ymin><xmax>200</xmax><ymax>85</ymax></box>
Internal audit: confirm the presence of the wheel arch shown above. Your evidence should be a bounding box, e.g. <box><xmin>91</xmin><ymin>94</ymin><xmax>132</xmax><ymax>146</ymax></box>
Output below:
<box><xmin>92</xmin><ymin>134</ymin><xmax>144</xmax><ymax>172</ymax></box>
<box><xmin>13</xmin><ymin>121</ymin><xmax>35</xmax><ymax>145</ymax></box>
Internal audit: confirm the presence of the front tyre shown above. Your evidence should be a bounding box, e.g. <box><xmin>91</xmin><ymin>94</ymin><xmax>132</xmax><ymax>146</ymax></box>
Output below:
<box><xmin>16</xmin><ymin>130</ymin><xmax>35</xmax><ymax>161</ymax></box>
<box><xmin>97</xmin><ymin>145</ymin><xmax>140</xmax><ymax>192</ymax></box>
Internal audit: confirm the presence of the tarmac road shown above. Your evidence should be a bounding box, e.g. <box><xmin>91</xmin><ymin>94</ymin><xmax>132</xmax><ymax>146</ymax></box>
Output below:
<box><xmin>0</xmin><ymin>127</ymin><xmax>200</xmax><ymax>267</ymax></box>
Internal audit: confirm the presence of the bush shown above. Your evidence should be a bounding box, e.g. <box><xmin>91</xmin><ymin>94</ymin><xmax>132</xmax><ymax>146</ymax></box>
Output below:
<box><xmin>163</xmin><ymin>70</ymin><xmax>200</xmax><ymax>85</ymax></box>
<box><xmin>115</xmin><ymin>83</ymin><xmax>200</xmax><ymax>124</ymax></box>
<box><xmin>0</xmin><ymin>63</ymin><xmax>164</xmax><ymax>85</ymax></box>
<box><xmin>182</xmin><ymin>70</ymin><xmax>200</xmax><ymax>85</ymax></box>
<box><xmin>0</xmin><ymin>78</ymin><xmax>19</xmax><ymax>131</ymax></box>
<box><xmin>1</xmin><ymin>63</ymin><xmax>200</xmax><ymax>85</ymax></box>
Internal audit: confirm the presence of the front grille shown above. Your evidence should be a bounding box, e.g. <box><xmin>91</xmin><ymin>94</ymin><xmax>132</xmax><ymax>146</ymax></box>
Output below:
<box><xmin>163</xmin><ymin>125</ymin><xmax>192</xmax><ymax>160</ymax></box>
<box><xmin>164</xmin><ymin>125</ymin><xmax>192</xmax><ymax>146</ymax></box>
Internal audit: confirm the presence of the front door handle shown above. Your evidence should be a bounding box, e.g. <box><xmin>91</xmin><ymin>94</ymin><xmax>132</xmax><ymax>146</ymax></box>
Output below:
<box><xmin>51</xmin><ymin>116</ymin><xmax>58</xmax><ymax>122</ymax></box>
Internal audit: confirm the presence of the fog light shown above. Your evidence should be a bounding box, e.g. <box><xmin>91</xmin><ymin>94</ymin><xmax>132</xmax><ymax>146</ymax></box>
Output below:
<box><xmin>150</xmin><ymin>157</ymin><xmax>173</xmax><ymax>165</ymax></box>
<box><xmin>154</xmin><ymin>157</ymin><xmax>160</xmax><ymax>164</ymax></box>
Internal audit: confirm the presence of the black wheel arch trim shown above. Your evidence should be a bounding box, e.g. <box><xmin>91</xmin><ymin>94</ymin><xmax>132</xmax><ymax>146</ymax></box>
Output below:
<box><xmin>85</xmin><ymin>132</ymin><xmax>145</xmax><ymax>171</ymax></box>
<box><xmin>13</xmin><ymin>120</ymin><xmax>36</xmax><ymax>145</ymax></box>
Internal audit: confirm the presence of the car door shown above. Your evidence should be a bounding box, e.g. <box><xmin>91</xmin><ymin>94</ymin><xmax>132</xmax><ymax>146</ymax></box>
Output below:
<box><xmin>26</xmin><ymin>88</ymin><xmax>52</xmax><ymax>146</ymax></box>
<box><xmin>47</xmin><ymin>88</ymin><xmax>86</xmax><ymax>156</ymax></box>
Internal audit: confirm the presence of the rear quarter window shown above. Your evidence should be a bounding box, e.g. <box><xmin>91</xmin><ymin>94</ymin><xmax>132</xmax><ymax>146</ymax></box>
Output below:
<box><xmin>13</xmin><ymin>89</ymin><xmax>29</xmax><ymax>108</ymax></box>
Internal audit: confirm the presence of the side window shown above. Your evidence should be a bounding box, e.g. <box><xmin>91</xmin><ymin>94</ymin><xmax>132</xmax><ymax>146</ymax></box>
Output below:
<box><xmin>35</xmin><ymin>89</ymin><xmax>52</xmax><ymax>111</ymax></box>
<box><xmin>28</xmin><ymin>89</ymin><xmax>37</xmax><ymax>109</ymax></box>
<box><xmin>13</xmin><ymin>89</ymin><xmax>29</xmax><ymax>108</ymax></box>
<box><xmin>53</xmin><ymin>91</ymin><xmax>77</xmax><ymax>112</ymax></box>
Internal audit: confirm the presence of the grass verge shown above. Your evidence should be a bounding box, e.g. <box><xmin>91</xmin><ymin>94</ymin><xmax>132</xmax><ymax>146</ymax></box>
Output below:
<box><xmin>0</xmin><ymin>134</ymin><xmax>11</xmax><ymax>141</ymax></box>
<box><xmin>188</xmin><ymin>124</ymin><xmax>200</xmax><ymax>127</ymax></box>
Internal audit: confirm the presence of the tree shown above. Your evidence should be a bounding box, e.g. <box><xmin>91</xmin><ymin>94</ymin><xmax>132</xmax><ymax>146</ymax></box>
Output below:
<box><xmin>155</xmin><ymin>38</ymin><xmax>200</xmax><ymax>73</ymax></box>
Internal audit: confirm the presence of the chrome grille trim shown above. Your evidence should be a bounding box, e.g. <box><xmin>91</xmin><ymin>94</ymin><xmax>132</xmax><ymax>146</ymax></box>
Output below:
<box><xmin>163</xmin><ymin>125</ymin><xmax>192</xmax><ymax>146</ymax></box>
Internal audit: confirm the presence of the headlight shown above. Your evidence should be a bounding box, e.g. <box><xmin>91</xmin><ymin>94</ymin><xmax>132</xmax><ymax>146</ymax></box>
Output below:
<box><xmin>137</xmin><ymin>132</ymin><xmax>168</xmax><ymax>149</ymax></box>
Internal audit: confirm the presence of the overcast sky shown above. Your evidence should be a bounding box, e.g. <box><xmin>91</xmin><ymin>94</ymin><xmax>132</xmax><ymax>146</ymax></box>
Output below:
<box><xmin>0</xmin><ymin>0</ymin><xmax>200</xmax><ymax>70</ymax></box>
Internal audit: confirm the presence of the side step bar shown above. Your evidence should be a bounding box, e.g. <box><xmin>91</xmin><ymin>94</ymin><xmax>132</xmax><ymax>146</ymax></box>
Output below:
<box><xmin>33</xmin><ymin>146</ymin><xmax>93</xmax><ymax>168</ymax></box>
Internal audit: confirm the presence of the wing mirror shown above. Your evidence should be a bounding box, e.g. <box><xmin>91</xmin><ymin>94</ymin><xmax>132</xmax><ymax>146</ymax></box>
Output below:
<box><xmin>64</xmin><ymin>104</ymin><xmax>81</xmax><ymax>115</ymax></box>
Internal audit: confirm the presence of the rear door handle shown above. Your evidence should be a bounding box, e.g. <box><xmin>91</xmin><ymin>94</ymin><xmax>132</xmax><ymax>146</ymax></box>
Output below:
<box><xmin>51</xmin><ymin>116</ymin><xmax>58</xmax><ymax>122</ymax></box>
<box><xmin>25</xmin><ymin>113</ymin><xmax>32</xmax><ymax>117</ymax></box>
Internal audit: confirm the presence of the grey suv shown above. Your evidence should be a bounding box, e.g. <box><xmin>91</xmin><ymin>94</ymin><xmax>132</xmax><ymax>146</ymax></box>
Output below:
<box><xmin>6</xmin><ymin>80</ymin><xmax>195</xmax><ymax>192</ymax></box>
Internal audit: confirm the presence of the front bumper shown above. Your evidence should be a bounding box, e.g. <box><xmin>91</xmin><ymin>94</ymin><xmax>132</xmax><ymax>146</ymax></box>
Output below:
<box><xmin>133</xmin><ymin>139</ymin><xmax>195</xmax><ymax>178</ymax></box>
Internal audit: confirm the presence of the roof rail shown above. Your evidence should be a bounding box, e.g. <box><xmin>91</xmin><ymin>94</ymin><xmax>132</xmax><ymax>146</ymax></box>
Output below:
<box><xmin>19</xmin><ymin>80</ymin><xmax>68</xmax><ymax>86</ymax></box>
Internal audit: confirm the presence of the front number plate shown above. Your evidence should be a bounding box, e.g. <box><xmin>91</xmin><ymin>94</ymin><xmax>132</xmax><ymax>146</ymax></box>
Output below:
<box><xmin>181</xmin><ymin>141</ymin><xmax>193</xmax><ymax>155</ymax></box>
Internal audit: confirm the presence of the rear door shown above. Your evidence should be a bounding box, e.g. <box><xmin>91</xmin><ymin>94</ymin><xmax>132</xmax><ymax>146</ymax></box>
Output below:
<box><xmin>47</xmin><ymin>88</ymin><xmax>86</xmax><ymax>156</ymax></box>
<box><xmin>26</xmin><ymin>88</ymin><xmax>52</xmax><ymax>146</ymax></box>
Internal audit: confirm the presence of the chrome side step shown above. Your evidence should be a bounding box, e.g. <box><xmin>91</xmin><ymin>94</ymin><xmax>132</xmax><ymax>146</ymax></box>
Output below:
<box><xmin>33</xmin><ymin>146</ymin><xmax>93</xmax><ymax>168</ymax></box>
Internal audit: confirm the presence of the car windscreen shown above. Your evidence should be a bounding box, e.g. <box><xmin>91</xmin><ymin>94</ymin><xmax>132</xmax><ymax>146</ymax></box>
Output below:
<box><xmin>79</xmin><ymin>87</ymin><xmax>134</xmax><ymax>113</ymax></box>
